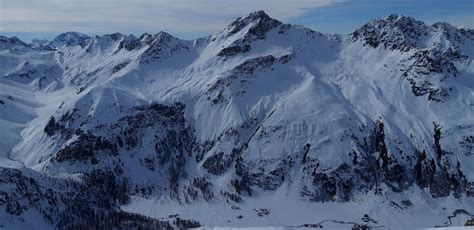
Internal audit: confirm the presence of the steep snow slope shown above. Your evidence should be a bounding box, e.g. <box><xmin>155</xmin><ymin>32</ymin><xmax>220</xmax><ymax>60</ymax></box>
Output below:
<box><xmin>0</xmin><ymin>11</ymin><xmax>473</xmax><ymax>228</ymax></box>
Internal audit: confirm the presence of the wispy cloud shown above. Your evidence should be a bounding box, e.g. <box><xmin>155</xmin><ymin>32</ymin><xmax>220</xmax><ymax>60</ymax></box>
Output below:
<box><xmin>0</xmin><ymin>0</ymin><xmax>337</xmax><ymax>35</ymax></box>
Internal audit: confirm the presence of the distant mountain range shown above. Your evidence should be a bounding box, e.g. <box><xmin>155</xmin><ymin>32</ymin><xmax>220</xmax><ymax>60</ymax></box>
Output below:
<box><xmin>0</xmin><ymin>11</ymin><xmax>473</xmax><ymax>229</ymax></box>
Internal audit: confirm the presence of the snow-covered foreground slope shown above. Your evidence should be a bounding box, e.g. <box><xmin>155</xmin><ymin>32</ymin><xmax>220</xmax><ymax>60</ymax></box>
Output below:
<box><xmin>123</xmin><ymin>190</ymin><xmax>474</xmax><ymax>229</ymax></box>
<box><xmin>0</xmin><ymin>11</ymin><xmax>473</xmax><ymax>228</ymax></box>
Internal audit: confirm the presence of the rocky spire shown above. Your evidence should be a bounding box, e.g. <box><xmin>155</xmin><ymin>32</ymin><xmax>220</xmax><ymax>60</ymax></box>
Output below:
<box><xmin>225</xmin><ymin>10</ymin><xmax>282</xmax><ymax>39</ymax></box>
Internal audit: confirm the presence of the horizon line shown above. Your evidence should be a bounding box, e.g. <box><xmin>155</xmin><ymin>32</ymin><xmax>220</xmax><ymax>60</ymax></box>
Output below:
<box><xmin>2</xmin><ymin>11</ymin><xmax>472</xmax><ymax>43</ymax></box>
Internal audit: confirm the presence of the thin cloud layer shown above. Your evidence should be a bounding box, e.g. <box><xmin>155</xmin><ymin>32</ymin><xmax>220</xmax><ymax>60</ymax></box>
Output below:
<box><xmin>0</xmin><ymin>0</ymin><xmax>337</xmax><ymax>34</ymax></box>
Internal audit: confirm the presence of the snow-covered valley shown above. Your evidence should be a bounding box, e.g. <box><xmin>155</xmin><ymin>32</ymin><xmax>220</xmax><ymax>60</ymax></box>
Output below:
<box><xmin>0</xmin><ymin>11</ymin><xmax>473</xmax><ymax>229</ymax></box>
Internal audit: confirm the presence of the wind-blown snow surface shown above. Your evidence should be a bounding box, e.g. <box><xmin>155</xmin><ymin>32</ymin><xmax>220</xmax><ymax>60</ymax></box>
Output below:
<box><xmin>0</xmin><ymin>11</ymin><xmax>473</xmax><ymax>228</ymax></box>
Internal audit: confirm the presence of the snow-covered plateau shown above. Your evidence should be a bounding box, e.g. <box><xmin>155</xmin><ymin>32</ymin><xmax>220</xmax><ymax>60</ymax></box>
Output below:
<box><xmin>0</xmin><ymin>11</ymin><xmax>473</xmax><ymax>229</ymax></box>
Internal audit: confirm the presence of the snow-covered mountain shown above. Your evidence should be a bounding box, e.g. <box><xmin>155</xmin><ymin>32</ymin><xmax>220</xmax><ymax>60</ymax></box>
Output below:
<box><xmin>0</xmin><ymin>11</ymin><xmax>473</xmax><ymax>229</ymax></box>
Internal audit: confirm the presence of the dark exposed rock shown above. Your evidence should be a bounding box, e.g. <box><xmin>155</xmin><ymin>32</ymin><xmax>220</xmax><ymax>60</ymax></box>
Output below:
<box><xmin>301</xmin><ymin>121</ymin><xmax>416</xmax><ymax>202</ymax></box>
<box><xmin>227</xmin><ymin>10</ymin><xmax>282</xmax><ymax>40</ymax></box>
<box><xmin>352</xmin><ymin>14</ymin><xmax>469</xmax><ymax>102</ymax></box>
<box><xmin>459</xmin><ymin>135</ymin><xmax>474</xmax><ymax>155</ymax></box>
<box><xmin>414</xmin><ymin>146</ymin><xmax>469</xmax><ymax>197</ymax></box>
<box><xmin>0</xmin><ymin>167</ymin><xmax>173</xmax><ymax>229</ymax></box>
<box><xmin>221</xmin><ymin>191</ymin><xmax>241</xmax><ymax>203</ymax></box>
<box><xmin>203</xmin><ymin>152</ymin><xmax>230</xmax><ymax>175</ymax></box>
<box><xmin>58</xmin><ymin>208</ymin><xmax>173</xmax><ymax>229</ymax></box>
<box><xmin>174</xmin><ymin>218</ymin><xmax>201</xmax><ymax>229</ymax></box>
<box><xmin>44</xmin><ymin>116</ymin><xmax>63</xmax><ymax>136</ymax></box>
<box><xmin>140</xmin><ymin>32</ymin><xmax>189</xmax><ymax>64</ymax></box>
<box><xmin>185</xmin><ymin>177</ymin><xmax>214</xmax><ymax>202</ymax></box>
<box><xmin>217</xmin><ymin>11</ymin><xmax>282</xmax><ymax>58</ymax></box>
<box><xmin>217</xmin><ymin>44</ymin><xmax>251</xmax><ymax>57</ymax></box>
<box><xmin>111</xmin><ymin>60</ymin><xmax>131</xmax><ymax>73</ymax></box>
<box><xmin>248</xmin><ymin>162</ymin><xmax>287</xmax><ymax>191</ymax></box>
<box><xmin>117</xmin><ymin>38</ymin><xmax>141</xmax><ymax>52</ymax></box>
<box><xmin>44</xmin><ymin>102</ymin><xmax>198</xmax><ymax>201</ymax></box>
<box><xmin>433</xmin><ymin>123</ymin><xmax>443</xmax><ymax>160</ymax></box>
<box><xmin>231</xmin><ymin>176</ymin><xmax>251</xmax><ymax>196</ymax></box>
<box><xmin>351</xmin><ymin>14</ymin><xmax>428</xmax><ymax>51</ymax></box>
<box><xmin>83</xmin><ymin>169</ymin><xmax>130</xmax><ymax>207</ymax></box>
<box><xmin>309</xmin><ymin>163</ymin><xmax>354</xmax><ymax>202</ymax></box>
<box><xmin>374</xmin><ymin>121</ymin><xmax>389</xmax><ymax>169</ymax></box>
<box><xmin>0</xmin><ymin>168</ymin><xmax>57</xmax><ymax>218</ymax></box>
<box><xmin>302</xmin><ymin>143</ymin><xmax>311</xmax><ymax>164</ymax></box>
<box><xmin>54</xmin><ymin>132</ymin><xmax>118</xmax><ymax>164</ymax></box>
<box><xmin>402</xmin><ymin>48</ymin><xmax>462</xmax><ymax>101</ymax></box>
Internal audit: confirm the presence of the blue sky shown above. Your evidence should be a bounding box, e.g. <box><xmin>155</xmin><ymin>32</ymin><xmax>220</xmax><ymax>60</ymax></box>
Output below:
<box><xmin>291</xmin><ymin>0</ymin><xmax>474</xmax><ymax>34</ymax></box>
<box><xmin>1</xmin><ymin>0</ymin><xmax>473</xmax><ymax>41</ymax></box>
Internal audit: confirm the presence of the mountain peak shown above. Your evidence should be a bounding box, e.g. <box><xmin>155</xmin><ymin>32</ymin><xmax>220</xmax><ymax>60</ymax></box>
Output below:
<box><xmin>100</xmin><ymin>32</ymin><xmax>127</xmax><ymax>41</ymax></box>
<box><xmin>241</xmin><ymin>10</ymin><xmax>273</xmax><ymax>22</ymax></box>
<box><xmin>225</xmin><ymin>10</ymin><xmax>282</xmax><ymax>39</ymax></box>
<box><xmin>139</xmin><ymin>31</ymin><xmax>189</xmax><ymax>64</ymax></box>
<box><xmin>384</xmin><ymin>14</ymin><xmax>412</xmax><ymax>23</ymax></box>
<box><xmin>53</xmin><ymin>31</ymin><xmax>91</xmax><ymax>46</ymax></box>
<box><xmin>431</xmin><ymin>21</ymin><xmax>459</xmax><ymax>34</ymax></box>
<box><xmin>154</xmin><ymin>31</ymin><xmax>174</xmax><ymax>40</ymax></box>
<box><xmin>365</xmin><ymin>14</ymin><xmax>427</xmax><ymax>31</ymax></box>
<box><xmin>0</xmin><ymin>36</ymin><xmax>27</xmax><ymax>47</ymax></box>
<box><xmin>230</xmin><ymin>10</ymin><xmax>281</xmax><ymax>28</ymax></box>
<box><xmin>140</xmin><ymin>31</ymin><xmax>177</xmax><ymax>45</ymax></box>
<box><xmin>351</xmin><ymin>14</ymin><xmax>429</xmax><ymax>51</ymax></box>
<box><xmin>384</xmin><ymin>14</ymin><xmax>426</xmax><ymax>29</ymax></box>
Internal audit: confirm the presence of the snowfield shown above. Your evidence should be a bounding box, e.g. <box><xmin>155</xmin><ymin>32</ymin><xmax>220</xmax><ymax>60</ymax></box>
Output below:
<box><xmin>0</xmin><ymin>11</ymin><xmax>473</xmax><ymax>229</ymax></box>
